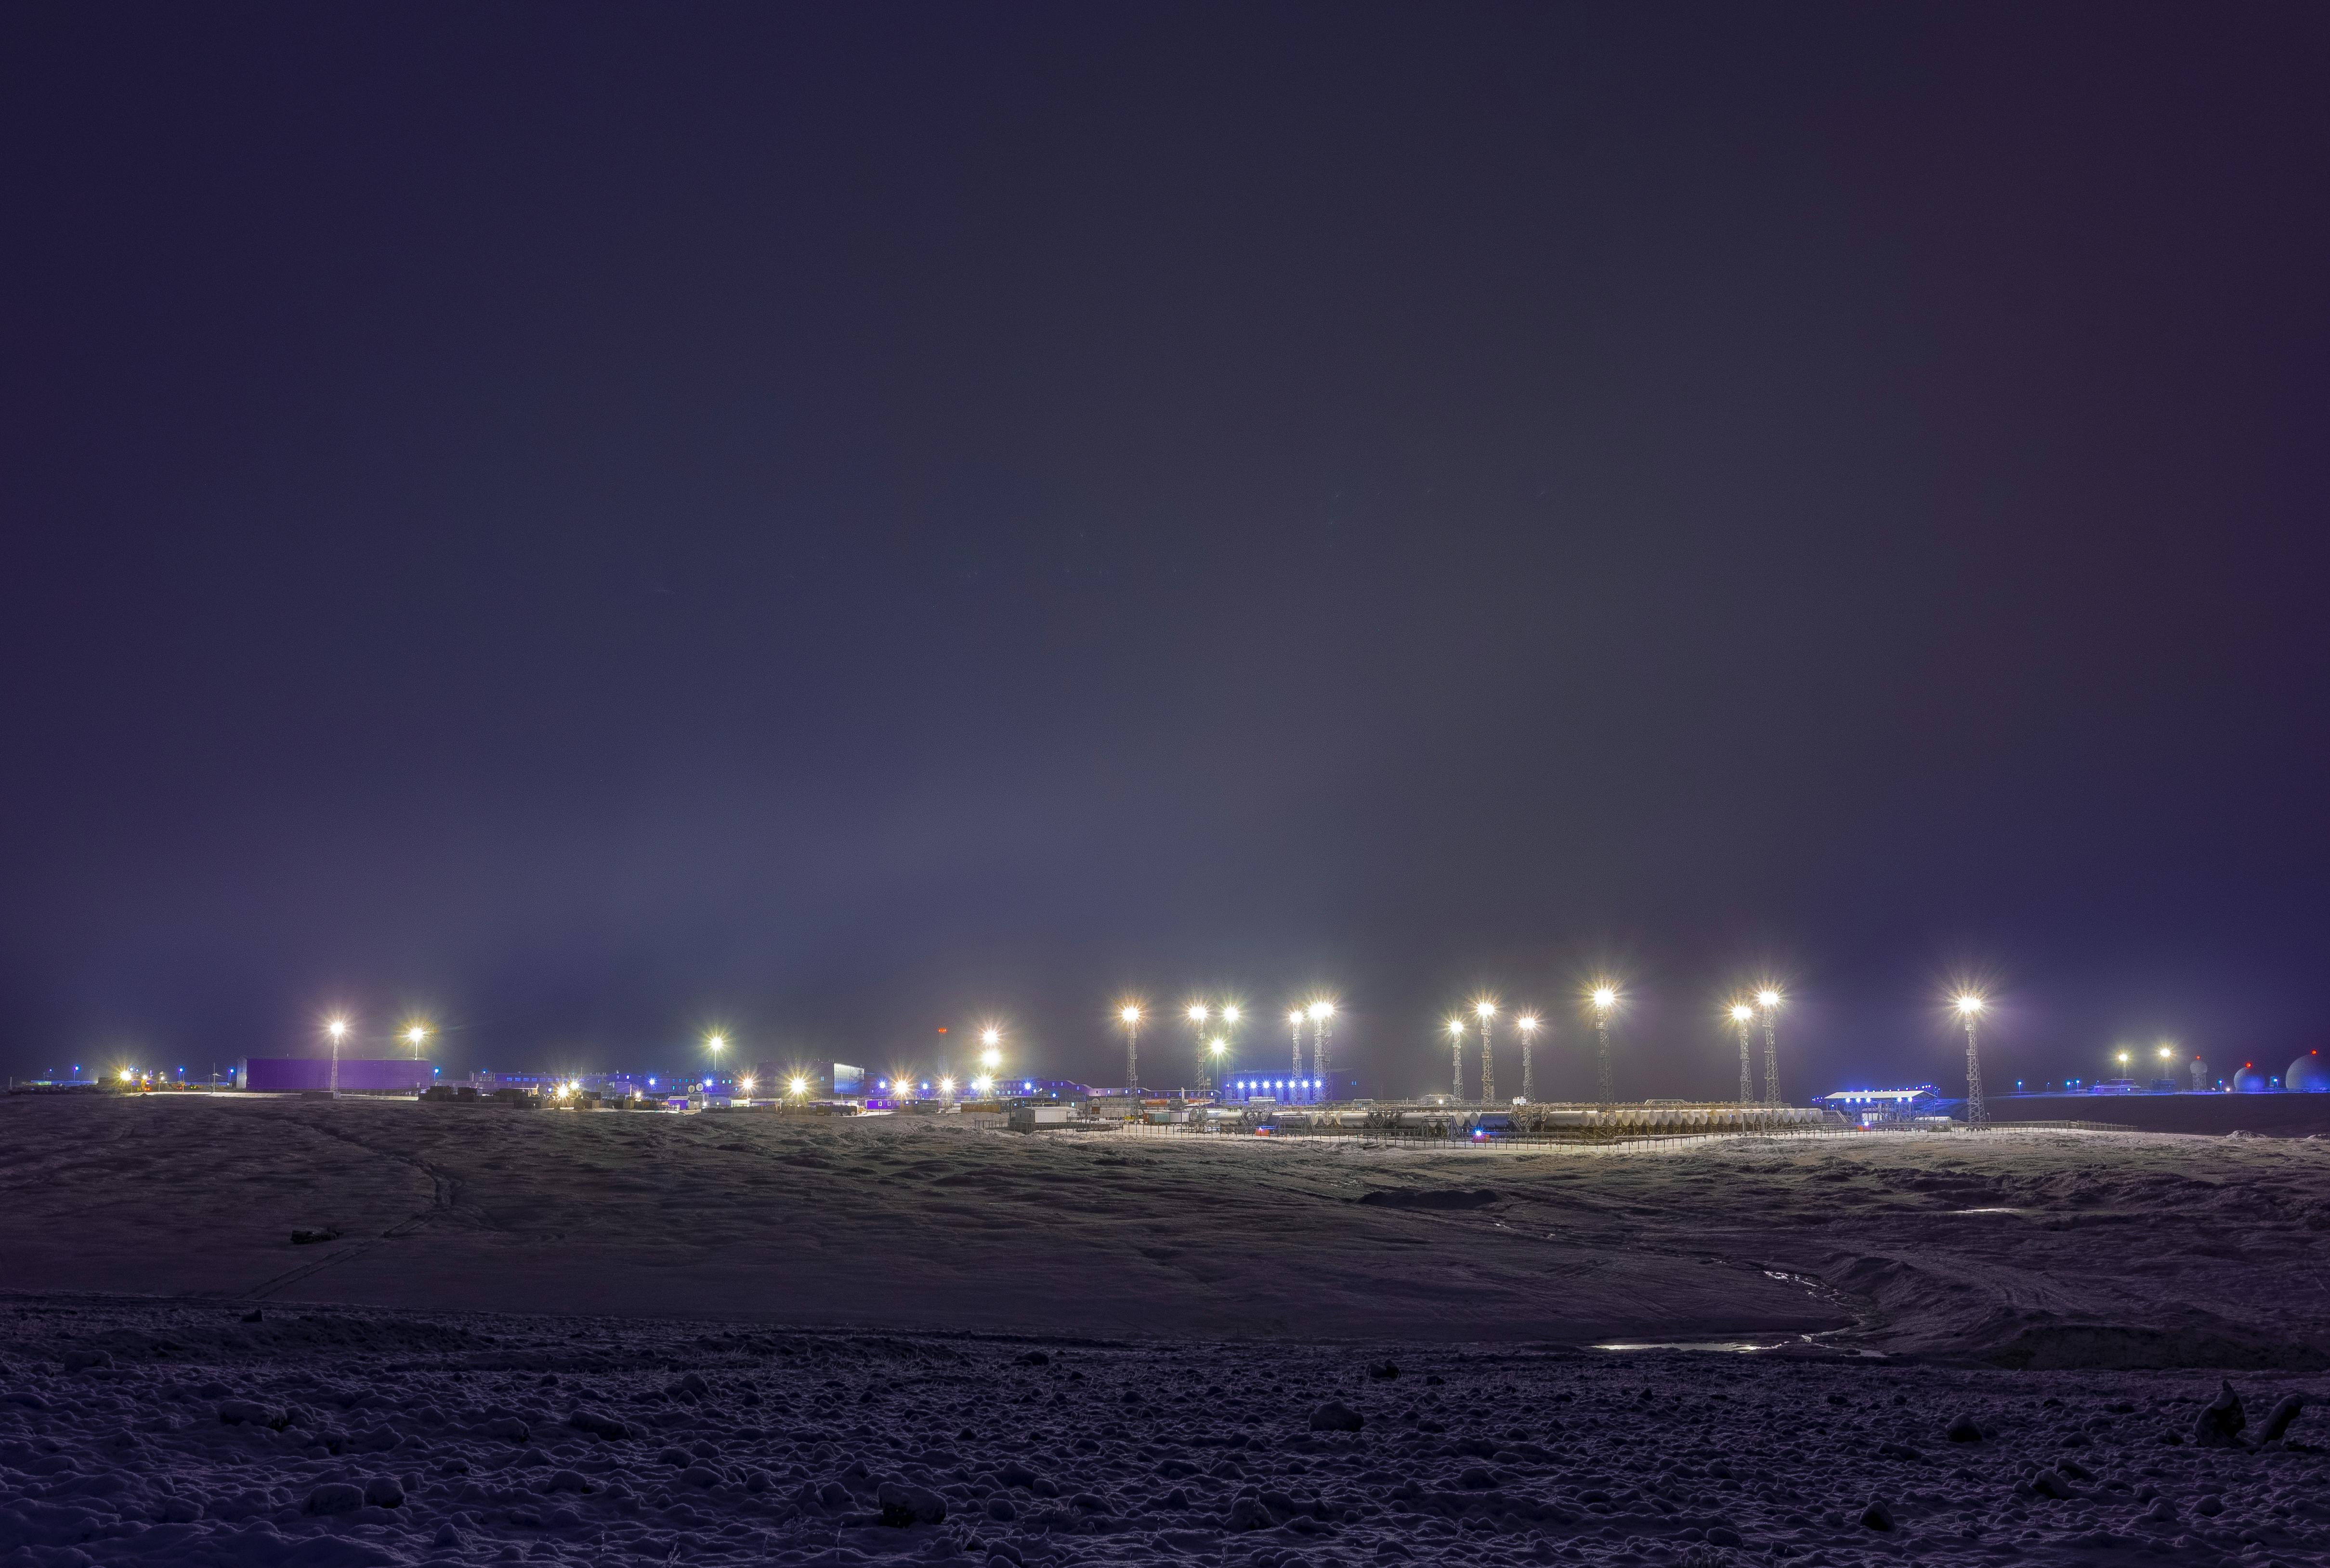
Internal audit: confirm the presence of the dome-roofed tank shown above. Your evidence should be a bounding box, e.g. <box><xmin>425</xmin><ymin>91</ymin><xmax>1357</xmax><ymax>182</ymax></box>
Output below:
<box><xmin>2289</xmin><ymin>1052</ymin><xmax>2330</xmax><ymax>1093</ymax></box>
<box><xmin>2233</xmin><ymin>1064</ymin><xmax>2271</xmax><ymax>1093</ymax></box>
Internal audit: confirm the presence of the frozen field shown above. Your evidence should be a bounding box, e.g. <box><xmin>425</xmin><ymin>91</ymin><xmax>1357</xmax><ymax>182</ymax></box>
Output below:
<box><xmin>3</xmin><ymin>1097</ymin><xmax>2329</xmax><ymax>1566</ymax></box>
<box><xmin>0</xmin><ymin>1295</ymin><xmax>2323</xmax><ymax>1568</ymax></box>
<box><xmin>3</xmin><ymin>1096</ymin><xmax>2328</xmax><ymax>1360</ymax></box>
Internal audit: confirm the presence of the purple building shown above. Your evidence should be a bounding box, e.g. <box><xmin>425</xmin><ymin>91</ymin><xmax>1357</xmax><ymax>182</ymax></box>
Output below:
<box><xmin>236</xmin><ymin>1058</ymin><xmax>433</xmax><ymax>1094</ymax></box>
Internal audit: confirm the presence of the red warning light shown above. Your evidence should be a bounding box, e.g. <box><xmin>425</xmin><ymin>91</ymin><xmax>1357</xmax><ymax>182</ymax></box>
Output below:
<box><xmin>937</xmin><ymin>1027</ymin><xmax>948</xmax><ymax>1034</ymax></box>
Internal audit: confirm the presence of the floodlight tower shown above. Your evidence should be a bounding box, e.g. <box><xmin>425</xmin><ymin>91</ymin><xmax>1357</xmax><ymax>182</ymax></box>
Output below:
<box><xmin>1729</xmin><ymin>1004</ymin><xmax>1755</xmax><ymax>1106</ymax></box>
<box><xmin>1756</xmin><ymin>989</ymin><xmax>1782</xmax><ymax>1106</ymax></box>
<box><xmin>1288</xmin><ymin>1009</ymin><xmax>1306</xmax><ymax>1077</ymax></box>
<box><xmin>326</xmin><ymin>1017</ymin><xmax>348</xmax><ymax>1098</ymax></box>
<box><xmin>980</xmin><ymin>1028</ymin><xmax>1003</xmax><ymax>1099</ymax></box>
<box><xmin>1957</xmin><ymin>994</ymin><xmax>1987</xmax><ymax>1129</ymax></box>
<box><xmin>405</xmin><ymin>1022</ymin><xmax>428</xmax><ymax>1062</ymax></box>
<box><xmin>706</xmin><ymin>1032</ymin><xmax>726</xmax><ymax>1091</ymax></box>
<box><xmin>1119</xmin><ymin>1005</ymin><xmax>1143</xmax><ymax>1093</ymax></box>
<box><xmin>1474</xmin><ymin>1001</ymin><xmax>1497</xmax><ymax>1105</ymax></box>
<box><xmin>1309</xmin><ymin>1001</ymin><xmax>1335</xmax><ymax>1096</ymax></box>
<box><xmin>1516</xmin><ymin>1014</ymin><xmax>1541</xmax><ymax>1102</ymax></box>
<box><xmin>1589</xmin><ymin>986</ymin><xmax>1617</xmax><ymax>1106</ymax></box>
<box><xmin>1446</xmin><ymin>1018</ymin><xmax>1466</xmax><ymax>1101</ymax></box>
<box><xmin>1187</xmin><ymin>1003</ymin><xmax>1211</xmax><ymax>1093</ymax></box>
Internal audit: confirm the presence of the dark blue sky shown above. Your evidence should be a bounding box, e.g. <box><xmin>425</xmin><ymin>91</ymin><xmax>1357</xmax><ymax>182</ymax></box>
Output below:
<box><xmin>4</xmin><ymin>3</ymin><xmax>2326</xmax><ymax>1098</ymax></box>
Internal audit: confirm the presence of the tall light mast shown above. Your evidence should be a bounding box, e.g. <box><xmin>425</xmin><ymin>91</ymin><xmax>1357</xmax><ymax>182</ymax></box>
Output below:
<box><xmin>1589</xmin><ymin>985</ymin><xmax>1617</xmax><ymax>1107</ymax></box>
<box><xmin>1446</xmin><ymin>1018</ymin><xmax>1466</xmax><ymax>1102</ymax></box>
<box><xmin>1474</xmin><ymin>1000</ymin><xmax>1497</xmax><ymax>1105</ymax></box>
<box><xmin>1308</xmin><ymin>1001</ymin><xmax>1334</xmax><ymax>1098</ymax></box>
<box><xmin>1757</xmin><ymin>988</ymin><xmax>1782</xmax><ymax>1106</ymax></box>
<box><xmin>1187</xmin><ymin>1003</ymin><xmax>1212</xmax><ymax>1096</ymax></box>
<box><xmin>1957</xmin><ymin>993</ymin><xmax>1987</xmax><ymax>1128</ymax></box>
<box><xmin>1119</xmin><ymin>1005</ymin><xmax>1143</xmax><ymax>1094</ymax></box>
<box><xmin>1730</xmin><ymin>1004</ymin><xmax>1754</xmax><ymax>1106</ymax></box>
<box><xmin>1516</xmin><ymin>1014</ymin><xmax>1541</xmax><ymax>1103</ymax></box>
<box><xmin>1288</xmin><ymin>1009</ymin><xmax>1306</xmax><ymax>1077</ymax></box>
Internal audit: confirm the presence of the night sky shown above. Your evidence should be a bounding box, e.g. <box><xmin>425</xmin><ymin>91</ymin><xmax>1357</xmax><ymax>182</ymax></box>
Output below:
<box><xmin>5</xmin><ymin>4</ymin><xmax>2326</xmax><ymax>1098</ymax></box>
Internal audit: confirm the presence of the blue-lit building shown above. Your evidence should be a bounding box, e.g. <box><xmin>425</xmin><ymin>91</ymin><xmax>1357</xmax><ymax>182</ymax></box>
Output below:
<box><xmin>1217</xmin><ymin>1069</ymin><xmax>1360</xmax><ymax>1105</ymax></box>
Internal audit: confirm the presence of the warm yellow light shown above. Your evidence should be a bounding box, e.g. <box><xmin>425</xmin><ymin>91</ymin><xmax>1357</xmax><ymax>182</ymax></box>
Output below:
<box><xmin>2158</xmin><ymin>1044</ymin><xmax>2175</xmax><ymax>1060</ymax></box>
<box><xmin>1475</xmin><ymin>1000</ymin><xmax>1496</xmax><ymax>1020</ymax></box>
<box><xmin>980</xmin><ymin>1047</ymin><xmax>1001</xmax><ymax>1071</ymax></box>
<box><xmin>1188</xmin><ymin>1003</ymin><xmax>1210</xmax><ymax>1023</ymax></box>
<box><xmin>1120</xmin><ymin>1006</ymin><xmax>1142</xmax><ymax>1025</ymax></box>
<box><xmin>972</xmin><ymin>1075</ymin><xmax>993</xmax><ymax>1096</ymax></box>
<box><xmin>2116</xmin><ymin>1051</ymin><xmax>2130</xmax><ymax>1066</ymax></box>
<box><xmin>1956</xmin><ymin>994</ymin><xmax>1984</xmax><ymax>1015</ymax></box>
<box><xmin>1730</xmin><ymin>1004</ymin><xmax>1754</xmax><ymax>1022</ymax></box>
<box><xmin>1757</xmin><ymin>989</ymin><xmax>1781</xmax><ymax>1009</ymax></box>
<box><xmin>1516</xmin><ymin>1014</ymin><xmax>1540</xmax><ymax>1034</ymax></box>
<box><xmin>1221</xmin><ymin>1005</ymin><xmax>1241</xmax><ymax>1024</ymax></box>
<box><xmin>938</xmin><ymin>1076</ymin><xmax>956</xmax><ymax>1094</ymax></box>
<box><xmin>707</xmin><ymin>1033</ymin><xmax>725</xmax><ymax>1053</ymax></box>
<box><xmin>980</xmin><ymin>1027</ymin><xmax>1001</xmax><ymax>1046</ymax></box>
<box><xmin>1288</xmin><ymin>1009</ymin><xmax>1304</xmax><ymax>1025</ymax></box>
<box><xmin>1208</xmin><ymin>1037</ymin><xmax>1226</xmax><ymax>1055</ymax></box>
<box><xmin>788</xmin><ymin>1075</ymin><xmax>808</xmax><ymax>1097</ymax></box>
<box><xmin>405</xmin><ymin>1025</ymin><xmax>427</xmax><ymax>1044</ymax></box>
<box><xmin>119</xmin><ymin>1067</ymin><xmax>135</xmax><ymax>1082</ymax></box>
<box><xmin>739</xmin><ymin>1077</ymin><xmax>755</xmax><ymax>1092</ymax></box>
<box><xmin>1592</xmin><ymin>987</ymin><xmax>1616</xmax><ymax>1010</ymax></box>
<box><xmin>1309</xmin><ymin>1000</ymin><xmax>1334</xmax><ymax>1021</ymax></box>
<box><xmin>1446</xmin><ymin>1018</ymin><xmax>1466</xmax><ymax>1037</ymax></box>
<box><xmin>327</xmin><ymin>1018</ymin><xmax>348</xmax><ymax>1040</ymax></box>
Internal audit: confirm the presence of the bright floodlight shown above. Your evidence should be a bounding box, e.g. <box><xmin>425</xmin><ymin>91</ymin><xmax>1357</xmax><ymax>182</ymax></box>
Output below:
<box><xmin>1120</xmin><ymin>1005</ymin><xmax>1142</xmax><ymax>1024</ymax></box>
<box><xmin>1188</xmin><ymin>1003</ymin><xmax>1210</xmax><ymax>1023</ymax></box>
<box><xmin>1592</xmin><ymin>987</ymin><xmax>1616</xmax><ymax>1010</ymax></box>
<box><xmin>1475</xmin><ymin>1000</ymin><xmax>1496</xmax><ymax>1020</ymax></box>
<box><xmin>405</xmin><ymin>1025</ymin><xmax>426</xmax><ymax>1044</ymax></box>
<box><xmin>1517</xmin><ymin>1014</ymin><xmax>1540</xmax><ymax>1033</ymax></box>
<box><xmin>1309</xmin><ymin>1000</ymin><xmax>1334</xmax><ymax>1020</ymax></box>
<box><xmin>1288</xmin><ymin>1009</ymin><xmax>1304</xmax><ymax>1025</ymax></box>
<box><xmin>707</xmin><ymin>1033</ymin><xmax>725</xmax><ymax>1053</ymax></box>
<box><xmin>980</xmin><ymin>1047</ymin><xmax>1001</xmax><ymax>1071</ymax></box>
<box><xmin>1221</xmin><ymin>1005</ymin><xmax>1241</xmax><ymax>1024</ymax></box>
<box><xmin>119</xmin><ymin>1067</ymin><xmax>134</xmax><ymax>1082</ymax></box>
<box><xmin>327</xmin><ymin>1018</ymin><xmax>348</xmax><ymax>1040</ymax></box>
<box><xmin>739</xmin><ymin>1077</ymin><xmax>755</xmax><ymax>1092</ymax></box>
<box><xmin>2158</xmin><ymin>1044</ymin><xmax>2175</xmax><ymax>1059</ymax></box>
<box><xmin>1446</xmin><ymin>1018</ymin><xmax>1466</xmax><ymax>1038</ymax></box>
<box><xmin>1208</xmin><ymin>1037</ymin><xmax>1226</xmax><ymax>1056</ymax></box>
<box><xmin>981</xmin><ymin>1027</ymin><xmax>1001</xmax><ymax>1046</ymax></box>
<box><xmin>1956</xmin><ymin>993</ymin><xmax>1984</xmax><ymax>1015</ymax></box>
<box><xmin>2116</xmin><ymin>1051</ymin><xmax>2130</xmax><ymax>1066</ymax></box>
<box><xmin>1757</xmin><ymin>989</ymin><xmax>1781</xmax><ymax>1008</ymax></box>
<box><xmin>788</xmin><ymin>1074</ymin><xmax>808</xmax><ymax>1096</ymax></box>
<box><xmin>1731</xmin><ymin>1003</ymin><xmax>1754</xmax><ymax>1022</ymax></box>
<box><xmin>938</xmin><ymin>1075</ymin><xmax>956</xmax><ymax>1094</ymax></box>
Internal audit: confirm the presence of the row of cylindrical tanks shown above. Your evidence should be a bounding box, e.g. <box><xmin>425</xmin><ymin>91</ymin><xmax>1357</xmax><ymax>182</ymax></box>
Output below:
<box><xmin>1290</xmin><ymin>1102</ymin><xmax>1832</xmax><ymax>1136</ymax></box>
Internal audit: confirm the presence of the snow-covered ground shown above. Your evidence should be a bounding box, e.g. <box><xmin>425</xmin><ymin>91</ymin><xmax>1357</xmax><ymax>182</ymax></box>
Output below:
<box><xmin>2</xmin><ymin>1296</ymin><xmax>2324</xmax><ymax>1567</ymax></box>
<box><xmin>3</xmin><ymin>1097</ymin><xmax>2328</xmax><ymax>1565</ymax></box>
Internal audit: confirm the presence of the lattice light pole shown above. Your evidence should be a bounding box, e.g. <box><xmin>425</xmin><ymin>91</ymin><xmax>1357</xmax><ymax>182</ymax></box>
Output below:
<box><xmin>1957</xmin><ymin>993</ymin><xmax>1987</xmax><ymax>1129</ymax></box>
<box><xmin>1446</xmin><ymin>1017</ymin><xmax>1466</xmax><ymax>1102</ymax></box>
<box><xmin>1287</xmin><ymin>1009</ymin><xmax>1306</xmax><ymax>1079</ymax></box>
<box><xmin>1309</xmin><ymin>1000</ymin><xmax>1335</xmax><ymax>1098</ymax></box>
<box><xmin>1187</xmin><ymin>1003</ymin><xmax>1212</xmax><ymax>1095</ymax></box>
<box><xmin>1589</xmin><ymin>985</ymin><xmax>1617</xmax><ymax>1107</ymax></box>
<box><xmin>1474</xmin><ymin>1000</ymin><xmax>1497</xmax><ymax>1105</ymax></box>
<box><xmin>1119</xmin><ymin>1004</ymin><xmax>1143</xmax><ymax>1093</ymax></box>
<box><xmin>1517</xmin><ymin>1014</ymin><xmax>1541</xmax><ymax>1103</ymax></box>
<box><xmin>1757</xmin><ymin>988</ymin><xmax>1783</xmax><ymax>1106</ymax></box>
<box><xmin>1730</xmin><ymin>1004</ymin><xmax>1755</xmax><ymax>1105</ymax></box>
<box><xmin>326</xmin><ymin>1017</ymin><xmax>348</xmax><ymax>1098</ymax></box>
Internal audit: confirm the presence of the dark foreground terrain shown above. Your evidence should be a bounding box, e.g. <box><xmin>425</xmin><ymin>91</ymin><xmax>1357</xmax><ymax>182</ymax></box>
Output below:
<box><xmin>2</xmin><ymin>1295</ymin><xmax>2325</xmax><ymax>1568</ymax></box>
